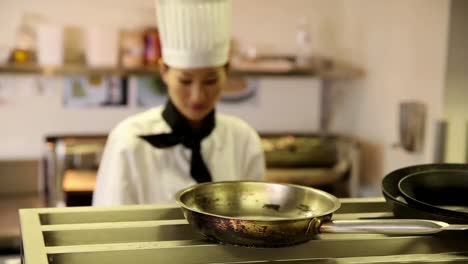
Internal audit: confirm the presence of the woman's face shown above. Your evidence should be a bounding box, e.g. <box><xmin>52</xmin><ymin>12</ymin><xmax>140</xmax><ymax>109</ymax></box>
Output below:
<box><xmin>160</xmin><ymin>62</ymin><xmax>227</xmax><ymax>123</ymax></box>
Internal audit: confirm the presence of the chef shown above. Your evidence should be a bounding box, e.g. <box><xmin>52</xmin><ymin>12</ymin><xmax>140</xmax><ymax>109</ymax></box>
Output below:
<box><xmin>93</xmin><ymin>0</ymin><xmax>266</xmax><ymax>205</ymax></box>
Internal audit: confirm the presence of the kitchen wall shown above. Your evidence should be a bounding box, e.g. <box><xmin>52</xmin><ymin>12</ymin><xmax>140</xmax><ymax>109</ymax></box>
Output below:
<box><xmin>0</xmin><ymin>0</ymin><xmax>337</xmax><ymax>158</ymax></box>
<box><xmin>0</xmin><ymin>0</ymin><xmax>453</xmax><ymax>195</ymax></box>
<box><xmin>329</xmin><ymin>0</ymin><xmax>450</xmax><ymax>194</ymax></box>
<box><xmin>0</xmin><ymin>0</ymin><xmax>339</xmax><ymax>158</ymax></box>
<box><xmin>443</xmin><ymin>0</ymin><xmax>468</xmax><ymax>163</ymax></box>
<box><xmin>0</xmin><ymin>75</ymin><xmax>320</xmax><ymax>159</ymax></box>
<box><xmin>0</xmin><ymin>0</ymin><xmax>344</xmax><ymax>56</ymax></box>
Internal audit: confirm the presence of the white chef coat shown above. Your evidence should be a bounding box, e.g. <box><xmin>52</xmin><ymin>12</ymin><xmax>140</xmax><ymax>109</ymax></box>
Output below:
<box><xmin>92</xmin><ymin>106</ymin><xmax>265</xmax><ymax>206</ymax></box>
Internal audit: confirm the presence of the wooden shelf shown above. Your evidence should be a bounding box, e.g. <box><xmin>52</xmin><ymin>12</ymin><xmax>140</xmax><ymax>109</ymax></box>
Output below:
<box><xmin>0</xmin><ymin>57</ymin><xmax>364</xmax><ymax>80</ymax></box>
<box><xmin>0</xmin><ymin>64</ymin><xmax>159</xmax><ymax>76</ymax></box>
<box><xmin>63</xmin><ymin>169</ymin><xmax>96</xmax><ymax>192</ymax></box>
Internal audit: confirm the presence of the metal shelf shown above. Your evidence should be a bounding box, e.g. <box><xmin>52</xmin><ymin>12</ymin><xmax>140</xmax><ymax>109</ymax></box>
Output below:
<box><xmin>19</xmin><ymin>198</ymin><xmax>468</xmax><ymax>264</ymax></box>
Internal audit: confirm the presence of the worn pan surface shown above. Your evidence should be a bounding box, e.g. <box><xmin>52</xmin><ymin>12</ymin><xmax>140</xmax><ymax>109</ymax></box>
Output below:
<box><xmin>176</xmin><ymin>181</ymin><xmax>339</xmax><ymax>247</ymax></box>
<box><xmin>176</xmin><ymin>181</ymin><xmax>467</xmax><ymax>247</ymax></box>
<box><xmin>382</xmin><ymin>163</ymin><xmax>468</xmax><ymax>224</ymax></box>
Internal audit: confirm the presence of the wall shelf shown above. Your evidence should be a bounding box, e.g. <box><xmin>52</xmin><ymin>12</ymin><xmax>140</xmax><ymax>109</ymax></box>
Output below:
<box><xmin>0</xmin><ymin>57</ymin><xmax>365</xmax><ymax>135</ymax></box>
<box><xmin>0</xmin><ymin>64</ymin><xmax>159</xmax><ymax>76</ymax></box>
<box><xmin>0</xmin><ymin>57</ymin><xmax>364</xmax><ymax>80</ymax></box>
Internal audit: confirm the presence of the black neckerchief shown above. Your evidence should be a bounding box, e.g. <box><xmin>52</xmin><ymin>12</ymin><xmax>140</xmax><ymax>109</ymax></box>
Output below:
<box><xmin>139</xmin><ymin>100</ymin><xmax>215</xmax><ymax>183</ymax></box>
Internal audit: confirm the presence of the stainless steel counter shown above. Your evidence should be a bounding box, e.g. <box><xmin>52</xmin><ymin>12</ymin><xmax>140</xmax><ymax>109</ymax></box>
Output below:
<box><xmin>19</xmin><ymin>198</ymin><xmax>468</xmax><ymax>264</ymax></box>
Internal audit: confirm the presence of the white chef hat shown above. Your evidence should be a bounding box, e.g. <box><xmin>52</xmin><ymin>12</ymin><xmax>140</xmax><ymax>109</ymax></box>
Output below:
<box><xmin>156</xmin><ymin>0</ymin><xmax>232</xmax><ymax>69</ymax></box>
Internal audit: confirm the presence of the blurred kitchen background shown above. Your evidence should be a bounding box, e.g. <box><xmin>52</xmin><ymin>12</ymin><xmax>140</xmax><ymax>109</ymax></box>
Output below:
<box><xmin>0</xmin><ymin>0</ymin><xmax>467</xmax><ymax>261</ymax></box>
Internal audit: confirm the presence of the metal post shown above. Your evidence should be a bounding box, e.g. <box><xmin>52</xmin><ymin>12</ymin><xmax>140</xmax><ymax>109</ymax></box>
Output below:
<box><xmin>320</xmin><ymin>79</ymin><xmax>332</xmax><ymax>136</ymax></box>
<box><xmin>433</xmin><ymin>120</ymin><xmax>447</xmax><ymax>163</ymax></box>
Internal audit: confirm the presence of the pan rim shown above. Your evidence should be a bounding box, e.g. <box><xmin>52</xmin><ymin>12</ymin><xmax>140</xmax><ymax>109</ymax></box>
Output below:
<box><xmin>398</xmin><ymin>169</ymin><xmax>468</xmax><ymax>217</ymax></box>
<box><xmin>175</xmin><ymin>180</ymin><xmax>341</xmax><ymax>221</ymax></box>
<box><xmin>381</xmin><ymin>163</ymin><xmax>467</xmax><ymax>202</ymax></box>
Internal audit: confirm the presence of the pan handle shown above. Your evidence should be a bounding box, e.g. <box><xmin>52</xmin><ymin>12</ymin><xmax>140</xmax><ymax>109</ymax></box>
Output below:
<box><xmin>318</xmin><ymin>219</ymin><xmax>467</xmax><ymax>235</ymax></box>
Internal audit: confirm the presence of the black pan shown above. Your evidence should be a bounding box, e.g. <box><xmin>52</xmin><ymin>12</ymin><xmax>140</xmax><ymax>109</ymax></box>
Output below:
<box><xmin>398</xmin><ymin>169</ymin><xmax>468</xmax><ymax>218</ymax></box>
<box><xmin>382</xmin><ymin>163</ymin><xmax>468</xmax><ymax>224</ymax></box>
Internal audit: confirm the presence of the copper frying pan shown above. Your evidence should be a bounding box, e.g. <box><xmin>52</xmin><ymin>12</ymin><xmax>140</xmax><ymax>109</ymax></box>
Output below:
<box><xmin>176</xmin><ymin>181</ymin><xmax>468</xmax><ymax>247</ymax></box>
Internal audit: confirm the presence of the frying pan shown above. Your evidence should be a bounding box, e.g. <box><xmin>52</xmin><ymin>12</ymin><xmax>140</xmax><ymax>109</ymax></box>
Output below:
<box><xmin>382</xmin><ymin>163</ymin><xmax>468</xmax><ymax>224</ymax></box>
<box><xmin>398</xmin><ymin>169</ymin><xmax>468</xmax><ymax>218</ymax></box>
<box><xmin>176</xmin><ymin>181</ymin><xmax>467</xmax><ymax>247</ymax></box>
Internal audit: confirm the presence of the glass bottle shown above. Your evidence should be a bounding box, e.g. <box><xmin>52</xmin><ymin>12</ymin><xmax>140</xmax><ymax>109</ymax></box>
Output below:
<box><xmin>295</xmin><ymin>18</ymin><xmax>311</xmax><ymax>67</ymax></box>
